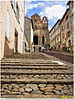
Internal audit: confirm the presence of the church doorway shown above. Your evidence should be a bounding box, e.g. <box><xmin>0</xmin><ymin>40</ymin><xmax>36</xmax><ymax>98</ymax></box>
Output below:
<box><xmin>42</xmin><ymin>36</ymin><xmax>44</xmax><ymax>44</ymax></box>
<box><xmin>33</xmin><ymin>35</ymin><xmax>38</xmax><ymax>45</ymax></box>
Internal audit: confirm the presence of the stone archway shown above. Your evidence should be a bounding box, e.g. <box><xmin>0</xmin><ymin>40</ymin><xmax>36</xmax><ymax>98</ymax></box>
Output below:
<box><xmin>33</xmin><ymin>35</ymin><xmax>38</xmax><ymax>45</ymax></box>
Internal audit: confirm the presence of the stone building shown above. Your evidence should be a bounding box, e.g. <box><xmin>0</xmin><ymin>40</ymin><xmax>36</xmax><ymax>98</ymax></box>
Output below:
<box><xmin>24</xmin><ymin>16</ymin><xmax>33</xmax><ymax>51</ymax></box>
<box><xmin>49</xmin><ymin>1</ymin><xmax>74</xmax><ymax>53</ymax></box>
<box><xmin>31</xmin><ymin>13</ymin><xmax>49</xmax><ymax>50</ymax></box>
<box><xmin>50</xmin><ymin>20</ymin><xmax>60</xmax><ymax>51</ymax></box>
<box><xmin>67</xmin><ymin>1</ymin><xmax>74</xmax><ymax>53</ymax></box>
<box><xmin>0</xmin><ymin>1</ymin><xmax>28</xmax><ymax>59</ymax></box>
<box><xmin>60</xmin><ymin>8</ymin><xmax>71</xmax><ymax>52</ymax></box>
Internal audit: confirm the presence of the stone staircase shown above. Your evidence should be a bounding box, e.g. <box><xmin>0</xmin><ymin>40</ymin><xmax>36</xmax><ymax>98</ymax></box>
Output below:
<box><xmin>1</xmin><ymin>52</ymin><xmax>73</xmax><ymax>98</ymax></box>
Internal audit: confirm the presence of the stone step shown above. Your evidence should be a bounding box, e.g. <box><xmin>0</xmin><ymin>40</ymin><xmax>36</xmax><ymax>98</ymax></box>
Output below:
<box><xmin>1</xmin><ymin>79</ymin><xmax>73</xmax><ymax>84</ymax></box>
<box><xmin>0</xmin><ymin>94</ymin><xmax>63</xmax><ymax>98</ymax></box>
<box><xmin>1</xmin><ymin>74</ymin><xmax>73</xmax><ymax>80</ymax></box>
<box><xmin>1</xmin><ymin>82</ymin><xmax>73</xmax><ymax>98</ymax></box>
<box><xmin>1</xmin><ymin>95</ymin><xmax>23</xmax><ymax>98</ymax></box>
<box><xmin>2</xmin><ymin>69</ymin><xmax>71</xmax><ymax>74</ymax></box>
<box><xmin>1</xmin><ymin>71</ymin><xmax>73</xmax><ymax>75</ymax></box>
<box><xmin>1</xmin><ymin>66</ymin><xmax>67</xmax><ymax>70</ymax></box>
<box><xmin>1</xmin><ymin>62</ymin><xmax>58</xmax><ymax>65</ymax></box>
<box><xmin>1</xmin><ymin>63</ymin><xmax>62</xmax><ymax>66</ymax></box>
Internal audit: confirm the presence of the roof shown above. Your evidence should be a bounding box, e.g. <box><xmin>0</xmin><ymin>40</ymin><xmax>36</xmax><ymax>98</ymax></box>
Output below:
<box><xmin>25</xmin><ymin>16</ymin><xmax>32</xmax><ymax>20</ymax></box>
<box><xmin>25</xmin><ymin>17</ymin><xmax>33</xmax><ymax>29</ymax></box>
<box><xmin>67</xmin><ymin>1</ymin><xmax>71</xmax><ymax>5</ymax></box>
<box><xmin>31</xmin><ymin>13</ymin><xmax>40</xmax><ymax>17</ymax></box>
<box><xmin>60</xmin><ymin>8</ymin><xmax>69</xmax><ymax>24</ymax></box>
<box><xmin>49</xmin><ymin>19</ymin><xmax>60</xmax><ymax>33</ymax></box>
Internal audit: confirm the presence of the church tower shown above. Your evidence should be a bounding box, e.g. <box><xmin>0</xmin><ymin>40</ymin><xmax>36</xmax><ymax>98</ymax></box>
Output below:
<box><xmin>31</xmin><ymin>13</ymin><xmax>49</xmax><ymax>47</ymax></box>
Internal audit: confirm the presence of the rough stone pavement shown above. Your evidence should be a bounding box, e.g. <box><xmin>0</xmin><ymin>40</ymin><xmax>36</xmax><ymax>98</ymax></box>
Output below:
<box><xmin>1</xmin><ymin>52</ymin><xmax>74</xmax><ymax>98</ymax></box>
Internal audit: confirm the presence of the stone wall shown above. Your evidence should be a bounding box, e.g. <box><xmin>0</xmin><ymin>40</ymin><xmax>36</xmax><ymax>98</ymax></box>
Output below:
<box><xmin>31</xmin><ymin>14</ymin><xmax>49</xmax><ymax>47</ymax></box>
<box><xmin>1</xmin><ymin>1</ymin><xmax>28</xmax><ymax>59</ymax></box>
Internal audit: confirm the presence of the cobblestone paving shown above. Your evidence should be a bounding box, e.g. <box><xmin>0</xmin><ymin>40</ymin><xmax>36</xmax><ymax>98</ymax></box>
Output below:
<box><xmin>1</xmin><ymin>52</ymin><xmax>74</xmax><ymax>98</ymax></box>
<box><xmin>44</xmin><ymin>51</ymin><xmax>73</xmax><ymax>64</ymax></box>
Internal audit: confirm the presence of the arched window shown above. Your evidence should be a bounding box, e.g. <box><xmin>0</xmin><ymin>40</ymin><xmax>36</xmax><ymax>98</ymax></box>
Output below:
<box><xmin>33</xmin><ymin>35</ymin><xmax>38</xmax><ymax>45</ymax></box>
<box><xmin>68</xmin><ymin>40</ymin><xmax>71</xmax><ymax>47</ymax></box>
<box><xmin>42</xmin><ymin>26</ymin><xmax>45</xmax><ymax>30</ymax></box>
<box><xmin>35</xmin><ymin>19</ymin><xmax>37</xmax><ymax>22</ymax></box>
<box><xmin>44</xmin><ymin>18</ymin><xmax>46</xmax><ymax>20</ymax></box>
<box><xmin>42</xmin><ymin>36</ymin><xmax>44</xmax><ymax>44</ymax></box>
<box><xmin>35</xmin><ymin>26</ymin><xmax>37</xmax><ymax>29</ymax></box>
<box><xmin>45</xmin><ymin>21</ymin><xmax>47</xmax><ymax>23</ymax></box>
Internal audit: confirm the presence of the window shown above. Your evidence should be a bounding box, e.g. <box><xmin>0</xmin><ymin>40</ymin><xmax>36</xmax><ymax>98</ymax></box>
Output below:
<box><xmin>21</xmin><ymin>1</ymin><xmax>23</xmax><ymax>9</ymax></box>
<box><xmin>25</xmin><ymin>31</ymin><xmax>27</xmax><ymax>36</ymax></box>
<box><xmin>62</xmin><ymin>33</ymin><xmax>64</xmax><ymax>38</ymax></box>
<box><xmin>72</xmin><ymin>1</ymin><xmax>74</xmax><ymax>8</ymax></box>
<box><xmin>11</xmin><ymin>1</ymin><xmax>17</xmax><ymax>13</ymax></box>
<box><xmin>35</xmin><ymin>26</ymin><xmax>37</xmax><ymax>29</ymax></box>
<box><xmin>44</xmin><ymin>18</ymin><xmax>46</xmax><ymax>20</ymax></box>
<box><xmin>14</xmin><ymin>1</ymin><xmax>17</xmax><ymax>14</ymax></box>
<box><xmin>42</xmin><ymin>36</ymin><xmax>44</xmax><ymax>44</ymax></box>
<box><xmin>42</xmin><ymin>26</ymin><xmax>45</xmax><ymax>30</ymax></box>
<box><xmin>16</xmin><ymin>3</ymin><xmax>19</xmax><ymax>21</ymax></box>
<box><xmin>66</xmin><ymin>14</ymin><xmax>69</xmax><ymax>21</ymax></box>
<box><xmin>67</xmin><ymin>21</ymin><xmax>69</xmax><ymax>29</ymax></box>
<box><xmin>68</xmin><ymin>40</ymin><xmax>71</xmax><ymax>47</ymax></box>
<box><xmin>21</xmin><ymin>18</ymin><xmax>23</xmax><ymax>30</ymax></box>
<box><xmin>19</xmin><ymin>9</ymin><xmax>21</xmax><ymax>23</ymax></box>
<box><xmin>35</xmin><ymin>19</ymin><xmax>37</xmax><ymax>22</ymax></box>
<box><xmin>6</xmin><ymin>11</ymin><xmax>10</xmax><ymax>40</ymax></box>
<box><xmin>20</xmin><ymin>39</ymin><xmax>22</xmax><ymax>53</ymax></box>
<box><xmin>45</xmin><ymin>21</ymin><xmax>47</xmax><ymax>23</ymax></box>
<box><xmin>62</xmin><ymin>25</ymin><xmax>63</xmax><ymax>31</ymax></box>
<box><xmin>58</xmin><ymin>45</ymin><xmax>60</xmax><ymax>49</ymax></box>
<box><xmin>66</xmin><ymin>30</ymin><xmax>71</xmax><ymax>38</ymax></box>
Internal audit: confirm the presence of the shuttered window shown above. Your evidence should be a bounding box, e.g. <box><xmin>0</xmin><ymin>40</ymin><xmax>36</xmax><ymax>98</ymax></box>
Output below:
<box><xmin>21</xmin><ymin>18</ymin><xmax>23</xmax><ymax>31</ymax></box>
<box><xmin>19</xmin><ymin>9</ymin><xmax>21</xmax><ymax>23</ymax></box>
<box><xmin>21</xmin><ymin>1</ymin><xmax>23</xmax><ymax>9</ymax></box>
<box><xmin>67</xmin><ymin>21</ymin><xmax>69</xmax><ymax>29</ymax></box>
<box><xmin>6</xmin><ymin>11</ymin><xmax>10</xmax><ymax>40</ymax></box>
<box><xmin>14</xmin><ymin>1</ymin><xmax>17</xmax><ymax>14</ymax></box>
<box><xmin>11</xmin><ymin>0</ymin><xmax>17</xmax><ymax>14</ymax></box>
<box><xmin>20</xmin><ymin>39</ymin><xmax>22</xmax><ymax>53</ymax></box>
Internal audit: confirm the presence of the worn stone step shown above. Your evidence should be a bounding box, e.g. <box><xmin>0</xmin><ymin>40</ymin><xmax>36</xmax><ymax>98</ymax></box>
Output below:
<box><xmin>1</xmin><ymin>61</ymin><xmax>58</xmax><ymax>64</ymax></box>
<box><xmin>1</xmin><ymin>95</ymin><xmax>23</xmax><ymax>98</ymax></box>
<box><xmin>1</xmin><ymin>66</ymin><xmax>67</xmax><ymax>70</ymax></box>
<box><xmin>1</xmin><ymin>94</ymin><xmax>62</xmax><ymax>98</ymax></box>
<box><xmin>1</xmin><ymin>71</ymin><xmax>73</xmax><ymax>75</ymax></box>
<box><xmin>1</xmin><ymin>79</ymin><xmax>73</xmax><ymax>84</ymax></box>
<box><xmin>1</xmin><ymin>74</ymin><xmax>73</xmax><ymax>80</ymax></box>
<box><xmin>1</xmin><ymin>63</ymin><xmax>62</xmax><ymax>66</ymax></box>
<box><xmin>1</xmin><ymin>94</ymin><xmax>63</xmax><ymax>98</ymax></box>
<box><xmin>2</xmin><ymin>69</ymin><xmax>71</xmax><ymax>74</ymax></box>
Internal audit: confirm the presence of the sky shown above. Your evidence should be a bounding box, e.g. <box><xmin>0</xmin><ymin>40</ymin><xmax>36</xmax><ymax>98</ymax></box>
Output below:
<box><xmin>25</xmin><ymin>0</ymin><xmax>69</xmax><ymax>31</ymax></box>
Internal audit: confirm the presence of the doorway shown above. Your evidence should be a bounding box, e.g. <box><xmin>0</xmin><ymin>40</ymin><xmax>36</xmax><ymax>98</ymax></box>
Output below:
<box><xmin>33</xmin><ymin>35</ymin><xmax>38</xmax><ymax>45</ymax></box>
<box><xmin>42</xmin><ymin>36</ymin><xmax>44</xmax><ymax>44</ymax></box>
<box><xmin>15</xmin><ymin>30</ymin><xmax>18</xmax><ymax>52</ymax></box>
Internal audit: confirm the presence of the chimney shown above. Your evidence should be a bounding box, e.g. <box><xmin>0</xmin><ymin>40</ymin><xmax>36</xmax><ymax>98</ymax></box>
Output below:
<box><xmin>26</xmin><ymin>15</ymin><xmax>28</xmax><ymax>17</ymax></box>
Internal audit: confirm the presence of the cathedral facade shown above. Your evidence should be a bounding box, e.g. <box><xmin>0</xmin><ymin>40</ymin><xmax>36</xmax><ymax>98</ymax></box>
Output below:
<box><xmin>31</xmin><ymin>13</ymin><xmax>49</xmax><ymax>47</ymax></box>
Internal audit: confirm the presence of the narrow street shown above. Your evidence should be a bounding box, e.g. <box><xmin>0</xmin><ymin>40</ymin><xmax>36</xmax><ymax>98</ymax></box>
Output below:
<box><xmin>1</xmin><ymin>52</ymin><xmax>73</xmax><ymax>98</ymax></box>
<box><xmin>44</xmin><ymin>51</ymin><xmax>74</xmax><ymax>64</ymax></box>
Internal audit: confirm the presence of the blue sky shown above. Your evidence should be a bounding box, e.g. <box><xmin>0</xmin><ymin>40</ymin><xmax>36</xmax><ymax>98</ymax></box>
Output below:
<box><xmin>25</xmin><ymin>0</ymin><xmax>69</xmax><ymax>30</ymax></box>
